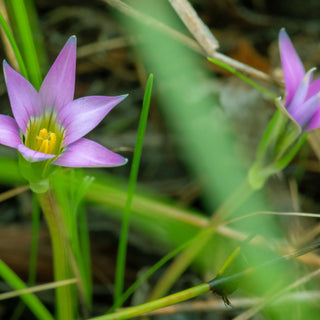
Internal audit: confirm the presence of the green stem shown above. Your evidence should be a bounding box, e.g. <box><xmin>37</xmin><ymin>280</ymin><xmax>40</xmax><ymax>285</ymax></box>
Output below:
<box><xmin>149</xmin><ymin>178</ymin><xmax>254</xmax><ymax>300</ymax></box>
<box><xmin>37</xmin><ymin>190</ymin><xmax>74</xmax><ymax>320</ymax></box>
<box><xmin>92</xmin><ymin>283</ymin><xmax>210</xmax><ymax>320</ymax></box>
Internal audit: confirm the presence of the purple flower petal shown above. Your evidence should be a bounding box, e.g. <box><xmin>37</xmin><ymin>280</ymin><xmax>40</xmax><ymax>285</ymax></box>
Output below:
<box><xmin>53</xmin><ymin>138</ymin><xmax>127</xmax><ymax>167</ymax></box>
<box><xmin>306</xmin><ymin>100</ymin><xmax>320</xmax><ymax>131</ymax></box>
<box><xmin>3</xmin><ymin>61</ymin><xmax>42</xmax><ymax>134</ymax></box>
<box><xmin>292</xmin><ymin>93</ymin><xmax>320</xmax><ymax>127</ymax></box>
<box><xmin>0</xmin><ymin>115</ymin><xmax>21</xmax><ymax>148</ymax></box>
<box><xmin>287</xmin><ymin>69</ymin><xmax>313</xmax><ymax>119</ymax></box>
<box><xmin>59</xmin><ymin>95</ymin><xmax>127</xmax><ymax>146</ymax></box>
<box><xmin>18</xmin><ymin>144</ymin><xmax>56</xmax><ymax>162</ymax></box>
<box><xmin>40</xmin><ymin>36</ymin><xmax>76</xmax><ymax>112</ymax></box>
<box><xmin>307</xmin><ymin>78</ymin><xmax>320</xmax><ymax>99</ymax></box>
<box><xmin>279</xmin><ymin>29</ymin><xmax>305</xmax><ymax>105</ymax></box>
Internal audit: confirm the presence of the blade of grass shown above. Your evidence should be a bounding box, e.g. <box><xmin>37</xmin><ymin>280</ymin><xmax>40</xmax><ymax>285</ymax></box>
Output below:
<box><xmin>0</xmin><ymin>259</ymin><xmax>54</xmax><ymax>320</ymax></box>
<box><xmin>114</xmin><ymin>74</ymin><xmax>153</xmax><ymax>306</ymax></box>
<box><xmin>0</xmin><ymin>11</ymin><xmax>28</xmax><ymax>78</ymax></box>
<box><xmin>93</xmin><ymin>283</ymin><xmax>210</xmax><ymax>320</ymax></box>
<box><xmin>7</xmin><ymin>0</ymin><xmax>42</xmax><ymax>89</ymax></box>
<box><xmin>24</xmin><ymin>0</ymin><xmax>48</xmax><ymax>70</ymax></box>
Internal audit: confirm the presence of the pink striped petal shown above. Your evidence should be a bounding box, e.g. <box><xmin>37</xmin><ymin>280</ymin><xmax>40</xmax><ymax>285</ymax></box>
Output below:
<box><xmin>59</xmin><ymin>95</ymin><xmax>127</xmax><ymax>146</ymax></box>
<box><xmin>3</xmin><ymin>61</ymin><xmax>42</xmax><ymax>134</ymax></box>
<box><xmin>279</xmin><ymin>29</ymin><xmax>305</xmax><ymax>105</ymax></box>
<box><xmin>40</xmin><ymin>36</ymin><xmax>76</xmax><ymax>112</ymax></box>
<box><xmin>18</xmin><ymin>144</ymin><xmax>56</xmax><ymax>163</ymax></box>
<box><xmin>0</xmin><ymin>115</ymin><xmax>21</xmax><ymax>148</ymax></box>
<box><xmin>53</xmin><ymin>138</ymin><xmax>127</xmax><ymax>167</ymax></box>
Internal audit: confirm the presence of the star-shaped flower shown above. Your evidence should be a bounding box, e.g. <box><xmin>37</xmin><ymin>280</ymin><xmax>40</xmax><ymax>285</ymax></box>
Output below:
<box><xmin>279</xmin><ymin>28</ymin><xmax>320</xmax><ymax>131</ymax></box>
<box><xmin>0</xmin><ymin>36</ymin><xmax>127</xmax><ymax>168</ymax></box>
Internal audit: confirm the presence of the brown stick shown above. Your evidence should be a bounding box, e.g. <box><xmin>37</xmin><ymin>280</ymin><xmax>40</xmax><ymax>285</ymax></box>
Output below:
<box><xmin>168</xmin><ymin>0</ymin><xmax>219</xmax><ymax>55</ymax></box>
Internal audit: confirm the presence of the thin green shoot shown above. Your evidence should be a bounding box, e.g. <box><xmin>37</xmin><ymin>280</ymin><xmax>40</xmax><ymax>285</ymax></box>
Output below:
<box><xmin>93</xmin><ymin>284</ymin><xmax>210</xmax><ymax>320</ymax></box>
<box><xmin>0</xmin><ymin>259</ymin><xmax>54</xmax><ymax>320</ymax></box>
<box><xmin>0</xmin><ymin>11</ymin><xmax>28</xmax><ymax>79</ymax></box>
<box><xmin>207</xmin><ymin>57</ymin><xmax>277</xmax><ymax>100</ymax></box>
<box><xmin>8</xmin><ymin>0</ymin><xmax>42</xmax><ymax>89</ymax></box>
<box><xmin>114</xmin><ymin>74</ymin><xmax>154</xmax><ymax>306</ymax></box>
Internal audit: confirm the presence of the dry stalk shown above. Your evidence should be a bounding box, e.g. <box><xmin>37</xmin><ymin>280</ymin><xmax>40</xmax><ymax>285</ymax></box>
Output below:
<box><xmin>168</xmin><ymin>0</ymin><xmax>219</xmax><ymax>55</ymax></box>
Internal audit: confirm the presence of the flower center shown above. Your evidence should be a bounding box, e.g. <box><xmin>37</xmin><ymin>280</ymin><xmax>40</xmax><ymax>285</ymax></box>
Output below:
<box><xmin>36</xmin><ymin>128</ymin><xmax>57</xmax><ymax>154</ymax></box>
<box><xmin>24</xmin><ymin>111</ymin><xmax>65</xmax><ymax>156</ymax></box>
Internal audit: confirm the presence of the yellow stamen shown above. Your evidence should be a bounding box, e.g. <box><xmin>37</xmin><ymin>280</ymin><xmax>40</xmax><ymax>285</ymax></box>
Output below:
<box><xmin>38</xmin><ymin>139</ymin><xmax>49</xmax><ymax>153</ymax></box>
<box><xmin>36</xmin><ymin>128</ymin><xmax>57</xmax><ymax>154</ymax></box>
<box><xmin>47</xmin><ymin>133</ymin><xmax>56</xmax><ymax>154</ymax></box>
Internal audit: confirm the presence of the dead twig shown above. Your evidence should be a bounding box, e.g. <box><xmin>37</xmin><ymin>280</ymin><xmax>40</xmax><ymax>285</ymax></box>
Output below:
<box><xmin>168</xmin><ymin>0</ymin><xmax>219</xmax><ymax>55</ymax></box>
<box><xmin>0</xmin><ymin>185</ymin><xmax>29</xmax><ymax>203</ymax></box>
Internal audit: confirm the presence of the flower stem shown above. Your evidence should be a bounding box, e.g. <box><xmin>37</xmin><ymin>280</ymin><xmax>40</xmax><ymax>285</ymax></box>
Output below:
<box><xmin>37</xmin><ymin>190</ymin><xmax>74</xmax><ymax>320</ymax></box>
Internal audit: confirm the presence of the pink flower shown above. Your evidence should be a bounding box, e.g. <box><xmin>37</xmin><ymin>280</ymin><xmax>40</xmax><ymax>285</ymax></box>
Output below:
<box><xmin>279</xmin><ymin>28</ymin><xmax>320</xmax><ymax>131</ymax></box>
<box><xmin>0</xmin><ymin>36</ymin><xmax>127</xmax><ymax>167</ymax></box>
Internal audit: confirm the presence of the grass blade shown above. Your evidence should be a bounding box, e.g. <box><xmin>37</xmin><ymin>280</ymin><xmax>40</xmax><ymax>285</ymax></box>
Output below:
<box><xmin>114</xmin><ymin>74</ymin><xmax>154</xmax><ymax>306</ymax></box>
<box><xmin>8</xmin><ymin>0</ymin><xmax>42</xmax><ymax>89</ymax></box>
